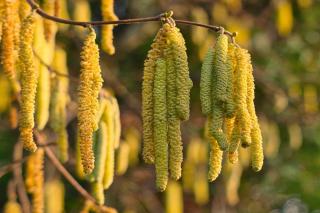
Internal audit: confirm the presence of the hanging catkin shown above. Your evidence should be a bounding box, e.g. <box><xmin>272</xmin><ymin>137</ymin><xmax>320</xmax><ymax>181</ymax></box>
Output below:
<box><xmin>50</xmin><ymin>46</ymin><xmax>69</xmax><ymax>162</ymax></box>
<box><xmin>25</xmin><ymin>148</ymin><xmax>45</xmax><ymax>213</ymax></box>
<box><xmin>42</xmin><ymin>0</ymin><xmax>57</xmax><ymax>41</ymax></box>
<box><xmin>244</xmin><ymin>49</ymin><xmax>263</xmax><ymax>171</ymax></box>
<box><xmin>206</xmin><ymin>119</ymin><xmax>223</xmax><ymax>182</ymax></box>
<box><xmin>165</xmin><ymin>181</ymin><xmax>183</xmax><ymax>213</ymax></box>
<box><xmin>1</xmin><ymin>0</ymin><xmax>15</xmax><ymax>81</ymax></box>
<box><xmin>234</xmin><ymin>47</ymin><xmax>252</xmax><ymax>147</ymax></box>
<box><xmin>3</xmin><ymin>201</ymin><xmax>22</xmax><ymax>213</ymax></box>
<box><xmin>142</xmin><ymin>25</ymin><xmax>167</xmax><ymax>164</ymax></box>
<box><xmin>112</xmin><ymin>98</ymin><xmax>121</xmax><ymax>149</ymax></box>
<box><xmin>153</xmin><ymin>58</ymin><xmax>168</xmax><ymax>191</ymax></box>
<box><xmin>45</xmin><ymin>180</ymin><xmax>65</xmax><ymax>213</ymax></box>
<box><xmin>77</xmin><ymin>27</ymin><xmax>103</xmax><ymax>174</ymax></box>
<box><xmin>124</xmin><ymin>127</ymin><xmax>141</xmax><ymax>166</ymax></box>
<box><xmin>101</xmin><ymin>0</ymin><xmax>118</xmax><ymax>55</ymax></box>
<box><xmin>18</xmin><ymin>13</ymin><xmax>38</xmax><ymax>152</ymax></box>
<box><xmin>115</xmin><ymin>141</ymin><xmax>130</xmax><ymax>175</ymax></box>
<box><xmin>200</xmin><ymin>48</ymin><xmax>214</xmax><ymax>115</ymax></box>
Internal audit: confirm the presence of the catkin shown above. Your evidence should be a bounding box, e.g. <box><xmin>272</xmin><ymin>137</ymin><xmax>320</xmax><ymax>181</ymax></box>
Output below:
<box><xmin>19</xmin><ymin>13</ymin><xmax>38</xmax><ymax>152</ymax></box>
<box><xmin>234</xmin><ymin>47</ymin><xmax>252</xmax><ymax>147</ymax></box>
<box><xmin>224</xmin><ymin>44</ymin><xmax>236</xmax><ymax>117</ymax></box>
<box><xmin>101</xmin><ymin>0</ymin><xmax>118</xmax><ymax>55</ymax></box>
<box><xmin>142</xmin><ymin>25</ymin><xmax>167</xmax><ymax>164</ymax></box>
<box><xmin>153</xmin><ymin>58</ymin><xmax>168</xmax><ymax>191</ymax></box>
<box><xmin>164</xmin><ymin>29</ymin><xmax>183</xmax><ymax>180</ymax></box>
<box><xmin>214</xmin><ymin>33</ymin><xmax>229</xmax><ymax>102</ymax></box>
<box><xmin>116</xmin><ymin>141</ymin><xmax>130</xmax><ymax>175</ymax></box>
<box><xmin>92</xmin><ymin>182</ymin><xmax>105</xmax><ymax>205</ymax></box>
<box><xmin>42</xmin><ymin>0</ymin><xmax>57</xmax><ymax>41</ymax></box>
<box><xmin>168</xmin><ymin>26</ymin><xmax>193</xmax><ymax>121</ymax></box>
<box><xmin>200</xmin><ymin>48</ymin><xmax>214</xmax><ymax>115</ymax></box>
<box><xmin>3</xmin><ymin>201</ymin><xmax>22</xmax><ymax>213</ymax></box>
<box><xmin>45</xmin><ymin>180</ymin><xmax>65</xmax><ymax>213</ymax></box>
<box><xmin>50</xmin><ymin>46</ymin><xmax>69</xmax><ymax>162</ymax></box>
<box><xmin>26</xmin><ymin>148</ymin><xmax>45</xmax><ymax>213</ymax></box>
<box><xmin>1</xmin><ymin>0</ymin><xmax>15</xmax><ymax>81</ymax></box>
<box><xmin>112</xmin><ymin>98</ymin><xmax>121</xmax><ymax>149</ymax></box>
<box><xmin>125</xmin><ymin>127</ymin><xmax>141</xmax><ymax>166</ymax></box>
<box><xmin>165</xmin><ymin>181</ymin><xmax>183</xmax><ymax>213</ymax></box>
<box><xmin>77</xmin><ymin>28</ymin><xmax>103</xmax><ymax>174</ymax></box>
<box><xmin>194</xmin><ymin>168</ymin><xmax>209</xmax><ymax>205</ymax></box>
<box><xmin>207</xmin><ymin>119</ymin><xmax>223</xmax><ymax>181</ymax></box>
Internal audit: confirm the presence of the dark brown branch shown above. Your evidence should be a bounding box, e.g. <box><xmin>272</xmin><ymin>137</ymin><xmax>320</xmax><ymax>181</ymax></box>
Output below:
<box><xmin>34</xmin><ymin>131</ymin><xmax>116</xmax><ymax>213</ymax></box>
<box><xmin>0</xmin><ymin>156</ymin><xmax>29</xmax><ymax>178</ymax></box>
<box><xmin>26</xmin><ymin>0</ymin><xmax>234</xmax><ymax>37</ymax></box>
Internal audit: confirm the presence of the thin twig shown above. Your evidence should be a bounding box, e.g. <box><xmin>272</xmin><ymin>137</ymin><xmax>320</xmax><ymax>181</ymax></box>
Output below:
<box><xmin>0</xmin><ymin>156</ymin><xmax>29</xmax><ymax>178</ymax></box>
<box><xmin>25</xmin><ymin>0</ymin><xmax>234</xmax><ymax>37</ymax></box>
<box><xmin>34</xmin><ymin>131</ymin><xmax>117</xmax><ymax>213</ymax></box>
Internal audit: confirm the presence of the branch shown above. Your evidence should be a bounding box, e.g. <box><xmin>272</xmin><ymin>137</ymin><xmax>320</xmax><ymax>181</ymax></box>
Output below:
<box><xmin>26</xmin><ymin>0</ymin><xmax>234</xmax><ymax>37</ymax></box>
<box><xmin>34</xmin><ymin>131</ymin><xmax>117</xmax><ymax>213</ymax></box>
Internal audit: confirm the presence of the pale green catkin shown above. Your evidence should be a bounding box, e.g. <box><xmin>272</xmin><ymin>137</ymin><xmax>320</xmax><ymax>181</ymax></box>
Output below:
<box><xmin>142</xmin><ymin>26</ymin><xmax>167</xmax><ymax>164</ymax></box>
<box><xmin>214</xmin><ymin>33</ymin><xmax>229</xmax><ymax>103</ymax></box>
<box><xmin>210</xmin><ymin>101</ymin><xmax>228</xmax><ymax>150</ymax></box>
<box><xmin>165</xmin><ymin>28</ymin><xmax>183</xmax><ymax>180</ymax></box>
<box><xmin>153</xmin><ymin>58</ymin><xmax>168</xmax><ymax>191</ymax></box>
<box><xmin>200</xmin><ymin>48</ymin><xmax>214</xmax><ymax>115</ymax></box>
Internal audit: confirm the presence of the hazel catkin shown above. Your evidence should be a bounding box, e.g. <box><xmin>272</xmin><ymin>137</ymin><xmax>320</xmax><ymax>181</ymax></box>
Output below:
<box><xmin>19</xmin><ymin>12</ymin><xmax>38</xmax><ymax>152</ymax></box>
<box><xmin>153</xmin><ymin>58</ymin><xmax>168</xmax><ymax>191</ymax></box>
<box><xmin>200</xmin><ymin>48</ymin><xmax>214</xmax><ymax>115</ymax></box>
<box><xmin>3</xmin><ymin>201</ymin><xmax>22</xmax><ymax>213</ymax></box>
<box><xmin>101</xmin><ymin>0</ymin><xmax>118</xmax><ymax>55</ymax></box>
<box><xmin>142</xmin><ymin>25</ymin><xmax>167</xmax><ymax>164</ymax></box>
<box><xmin>77</xmin><ymin>28</ymin><xmax>103</xmax><ymax>174</ymax></box>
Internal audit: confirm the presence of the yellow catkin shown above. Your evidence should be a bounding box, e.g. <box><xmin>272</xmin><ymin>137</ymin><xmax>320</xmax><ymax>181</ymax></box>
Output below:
<box><xmin>234</xmin><ymin>47</ymin><xmax>251</xmax><ymax>147</ymax></box>
<box><xmin>34</xmin><ymin>16</ymin><xmax>55</xmax><ymax>131</ymax></box>
<box><xmin>3</xmin><ymin>201</ymin><xmax>22</xmax><ymax>213</ymax></box>
<box><xmin>101</xmin><ymin>96</ymin><xmax>116</xmax><ymax>189</ymax></box>
<box><xmin>164</xmin><ymin>26</ymin><xmax>183</xmax><ymax>181</ymax></box>
<box><xmin>276</xmin><ymin>0</ymin><xmax>293</xmax><ymax>37</ymax></box>
<box><xmin>19</xmin><ymin>0</ymin><xmax>31</xmax><ymax>21</ymax></box>
<box><xmin>50</xmin><ymin>46</ymin><xmax>69</xmax><ymax>162</ymax></box>
<box><xmin>19</xmin><ymin>13</ymin><xmax>38</xmax><ymax>152</ymax></box>
<box><xmin>45</xmin><ymin>180</ymin><xmax>65</xmax><ymax>213</ymax></box>
<box><xmin>165</xmin><ymin>181</ymin><xmax>183</xmax><ymax>213</ymax></box>
<box><xmin>1</xmin><ymin>0</ymin><xmax>15</xmax><ymax>81</ymax></box>
<box><xmin>205</xmin><ymin>119</ymin><xmax>223</xmax><ymax>182</ymax></box>
<box><xmin>92</xmin><ymin>182</ymin><xmax>104</xmax><ymax>205</ymax></box>
<box><xmin>77</xmin><ymin>28</ymin><xmax>103</xmax><ymax>174</ymax></box>
<box><xmin>112</xmin><ymin>98</ymin><xmax>121</xmax><ymax>149</ymax></box>
<box><xmin>200</xmin><ymin>48</ymin><xmax>214</xmax><ymax>115</ymax></box>
<box><xmin>244</xmin><ymin>49</ymin><xmax>263</xmax><ymax>171</ymax></box>
<box><xmin>56</xmin><ymin>0</ymin><xmax>70</xmax><ymax>31</ymax></box>
<box><xmin>142</xmin><ymin>25</ymin><xmax>167</xmax><ymax>164</ymax></box>
<box><xmin>193</xmin><ymin>168</ymin><xmax>209</xmax><ymax>205</ymax></box>
<box><xmin>101</xmin><ymin>0</ymin><xmax>118</xmax><ymax>55</ymax></box>
<box><xmin>76</xmin><ymin>132</ymin><xmax>85</xmax><ymax>179</ymax></box>
<box><xmin>116</xmin><ymin>141</ymin><xmax>130</xmax><ymax>175</ymax></box>
<box><xmin>153</xmin><ymin>58</ymin><xmax>168</xmax><ymax>191</ymax></box>
<box><xmin>0</xmin><ymin>74</ymin><xmax>11</xmax><ymax>113</ymax></box>
<box><xmin>124</xmin><ymin>127</ymin><xmax>141</xmax><ymax>166</ymax></box>
<box><xmin>42</xmin><ymin>0</ymin><xmax>57</xmax><ymax>41</ymax></box>
<box><xmin>226</xmin><ymin>163</ymin><xmax>242</xmax><ymax>206</ymax></box>
<box><xmin>26</xmin><ymin>148</ymin><xmax>45</xmax><ymax>213</ymax></box>
<box><xmin>225</xmin><ymin>44</ymin><xmax>236</xmax><ymax>117</ymax></box>
<box><xmin>72</xmin><ymin>0</ymin><xmax>91</xmax><ymax>34</ymax></box>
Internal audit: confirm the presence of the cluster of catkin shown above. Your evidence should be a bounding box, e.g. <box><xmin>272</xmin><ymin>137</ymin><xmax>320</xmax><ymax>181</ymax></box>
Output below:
<box><xmin>142</xmin><ymin>23</ymin><xmax>193</xmax><ymax>191</ymax></box>
<box><xmin>200</xmin><ymin>32</ymin><xmax>263</xmax><ymax>182</ymax></box>
<box><xmin>101</xmin><ymin>0</ymin><xmax>118</xmax><ymax>55</ymax></box>
<box><xmin>25</xmin><ymin>148</ymin><xmax>45</xmax><ymax>213</ymax></box>
<box><xmin>78</xmin><ymin>89</ymin><xmax>121</xmax><ymax>205</ymax></box>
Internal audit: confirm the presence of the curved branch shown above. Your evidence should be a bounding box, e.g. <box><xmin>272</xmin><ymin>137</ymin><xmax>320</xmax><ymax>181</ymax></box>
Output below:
<box><xmin>34</xmin><ymin>131</ymin><xmax>116</xmax><ymax>213</ymax></box>
<box><xmin>25</xmin><ymin>0</ymin><xmax>234</xmax><ymax>37</ymax></box>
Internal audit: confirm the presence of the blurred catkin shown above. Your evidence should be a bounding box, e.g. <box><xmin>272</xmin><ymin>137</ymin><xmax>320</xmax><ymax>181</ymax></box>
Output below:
<box><xmin>19</xmin><ymin>13</ymin><xmax>38</xmax><ymax>152</ymax></box>
<box><xmin>45</xmin><ymin>180</ymin><xmax>65</xmax><ymax>213</ymax></box>
<box><xmin>101</xmin><ymin>0</ymin><xmax>118</xmax><ymax>54</ymax></box>
<box><xmin>3</xmin><ymin>201</ymin><xmax>22</xmax><ymax>213</ymax></box>
<box><xmin>77</xmin><ymin>28</ymin><xmax>103</xmax><ymax>174</ymax></box>
<box><xmin>153</xmin><ymin>58</ymin><xmax>168</xmax><ymax>191</ymax></box>
<box><xmin>165</xmin><ymin>181</ymin><xmax>183</xmax><ymax>213</ymax></box>
<box><xmin>116</xmin><ymin>141</ymin><xmax>130</xmax><ymax>175</ymax></box>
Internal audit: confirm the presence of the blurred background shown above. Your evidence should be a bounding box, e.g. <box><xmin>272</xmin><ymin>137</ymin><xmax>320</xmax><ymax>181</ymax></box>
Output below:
<box><xmin>1</xmin><ymin>0</ymin><xmax>320</xmax><ymax>212</ymax></box>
